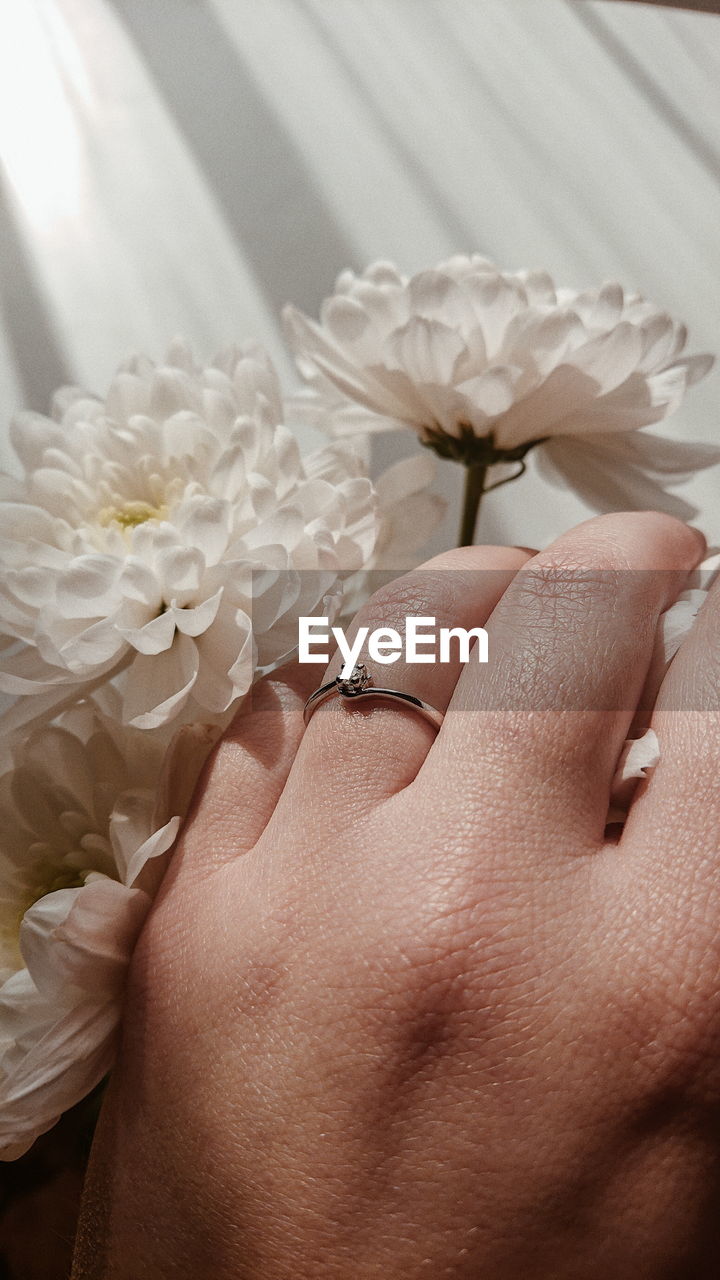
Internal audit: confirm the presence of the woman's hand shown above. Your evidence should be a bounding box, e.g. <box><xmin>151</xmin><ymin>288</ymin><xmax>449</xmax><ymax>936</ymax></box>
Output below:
<box><xmin>73</xmin><ymin>511</ymin><xmax>720</xmax><ymax>1279</ymax></box>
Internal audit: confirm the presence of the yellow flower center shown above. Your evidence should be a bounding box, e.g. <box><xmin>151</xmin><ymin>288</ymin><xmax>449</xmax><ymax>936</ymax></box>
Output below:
<box><xmin>97</xmin><ymin>499</ymin><xmax>168</xmax><ymax>530</ymax></box>
<box><xmin>37</xmin><ymin>867</ymin><xmax>89</xmax><ymax>896</ymax></box>
<box><xmin>1</xmin><ymin>861</ymin><xmax>94</xmax><ymax>976</ymax></box>
<box><xmin>25</xmin><ymin>862</ymin><xmax>91</xmax><ymax>921</ymax></box>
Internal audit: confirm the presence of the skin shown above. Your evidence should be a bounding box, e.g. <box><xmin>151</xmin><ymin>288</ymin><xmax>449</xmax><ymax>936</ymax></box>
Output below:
<box><xmin>72</xmin><ymin>510</ymin><xmax>720</xmax><ymax>1277</ymax></box>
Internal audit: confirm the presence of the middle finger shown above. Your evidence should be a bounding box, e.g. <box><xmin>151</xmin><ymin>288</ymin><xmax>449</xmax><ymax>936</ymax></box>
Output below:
<box><xmin>427</xmin><ymin>512</ymin><xmax>704</xmax><ymax>850</ymax></box>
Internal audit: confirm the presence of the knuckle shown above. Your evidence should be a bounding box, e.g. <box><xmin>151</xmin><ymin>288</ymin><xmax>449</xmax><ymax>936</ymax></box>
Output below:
<box><xmin>561</xmin><ymin>511</ymin><xmax>697</xmax><ymax>564</ymax></box>
<box><xmin>510</xmin><ymin>562</ymin><xmax>622</xmax><ymax>625</ymax></box>
<box><xmin>356</xmin><ymin>568</ymin><xmax>456</xmax><ymax>633</ymax></box>
<box><xmin>494</xmin><ymin>561</ymin><xmax>662</xmax><ymax>713</ymax></box>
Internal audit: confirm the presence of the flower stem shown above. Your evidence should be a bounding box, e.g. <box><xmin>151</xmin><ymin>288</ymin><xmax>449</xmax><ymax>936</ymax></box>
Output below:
<box><xmin>458</xmin><ymin>461</ymin><xmax>488</xmax><ymax>547</ymax></box>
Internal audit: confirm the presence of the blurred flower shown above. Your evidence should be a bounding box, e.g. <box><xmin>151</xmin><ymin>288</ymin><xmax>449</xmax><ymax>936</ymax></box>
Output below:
<box><xmin>0</xmin><ymin>341</ymin><xmax>378</xmax><ymax>731</ymax></box>
<box><xmin>608</xmin><ymin>729</ymin><xmax>660</xmax><ymax>824</ymax></box>
<box><xmin>339</xmin><ymin>452</ymin><xmax>446</xmax><ymax>617</ymax></box>
<box><xmin>284</xmin><ymin>256</ymin><xmax>717</xmax><ymax>524</ymax></box>
<box><xmin>608</xmin><ymin>552</ymin><xmax>720</xmax><ymax>824</ymax></box>
<box><xmin>371</xmin><ymin>453</ymin><xmax>445</xmax><ymax>569</ymax></box>
<box><xmin>656</xmin><ymin>549</ymin><xmax>720</xmax><ymax>665</ymax></box>
<box><xmin>0</xmin><ymin>705</ymin><xmax>209</xmax><ymax>1160</ymax></box>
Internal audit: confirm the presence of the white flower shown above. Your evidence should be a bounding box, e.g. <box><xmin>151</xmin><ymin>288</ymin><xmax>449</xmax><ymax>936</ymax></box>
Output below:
<box><xmin>608</xmin><ymin>553</ymin><xmax>720</xmax><ymax>824</ymax></box>
<box><xmin>338</xmin><ymin>453</ymin><xmax>446</xmax><ymax>619</ymax></box>
<box><xmin>656</xmin><ymin>550</ymin><xmax>720</xmax><ymax>665</ymax></box>
<box><xmin>0</xmin><ymin>705</ymin><xmax>206</xmax><ymax>1159</ymax></box>
<box><xmin>0</xmin><ymin>341</ymin><xmax>378</xmax><ymax>731</ymax></box>
<box><xmin>284</xmin><ymin>256</ymin><xmax>717</xmax><ymax>517</ymax></box>
<box><xmin>372</xmin><ymin>453</ymin><xmax>445</xmax><ymax>569</ymax></box>
<box><xmin>608</xmin><ymin>729</ymin><xmax>661</xmax><ymax>824</ymax></box>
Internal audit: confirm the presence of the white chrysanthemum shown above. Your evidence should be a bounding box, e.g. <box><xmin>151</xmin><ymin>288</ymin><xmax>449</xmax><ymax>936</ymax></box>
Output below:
<box><xmin>0</xmin><ymin>705</ymin><xmax>209</xmax><ymax>1160</ymax></box>
<box><xmin>284</xmin><ymin>256</ymin><xmax>717</xmax><ymax>516</ymax></box>
<box><xmin>0</xmin><ymin>341</ymin><xmax>378</xmax><ymax>730</ymax></box>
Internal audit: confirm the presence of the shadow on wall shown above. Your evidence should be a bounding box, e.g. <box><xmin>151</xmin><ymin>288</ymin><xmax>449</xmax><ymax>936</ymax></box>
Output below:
<box><xmin>108</xmin><ymin>0</ymin><xmax>359</xmax><ymax>315</ymax></box>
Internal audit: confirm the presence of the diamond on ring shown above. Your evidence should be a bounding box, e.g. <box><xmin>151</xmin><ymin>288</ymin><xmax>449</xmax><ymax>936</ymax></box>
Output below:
<box><xmin>336</xmin><ymin>664</ymin><xmax>371</xmax><ymax>697</ymax></box>
<box><xmin>304</xmin><ymin>664</ymin><xmax>443</xmax><ymax>730</ymax></box>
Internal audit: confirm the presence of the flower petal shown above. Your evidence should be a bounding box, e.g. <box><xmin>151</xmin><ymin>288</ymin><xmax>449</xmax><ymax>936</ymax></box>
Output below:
<box><xmin>117</xmin><ymin>610</ymin><xmax>175</xmax><ymax>656</ymax></box>
<box><xmin>616</xmin><ymin>729</ymin><xmax>661</xmax><ymax>784</ymax></box>
<box><xmin>175</xmin><ymin>498</ymin><xmax>231</xmax><ymax>567</ymax></box>
<box><xmin>374</xmin><ymin>452</ymin><xmax>437</xmax><ymax>505</ymax></box>
<box><xmin>387</xmin><ymin>318</ymin><xmax>467</xmax><ymax>387</ymax></box>
<box><xmin>121</xmin><ymin>634</ymin><xmax>199</xmax><ymax>729</ymax></box>
<box><xmin>608</xmin><ymin>729</ymin><xmax>660</xmax><ymax>824</ymax></box>
<box><xmin>283</xmin><ymin>305</ymin><xmax>412</xmax><ymax>420</ymax></box>
<box><xmin>169</xmin><ymin>588</ymin><xmax>224</xmax><ymax>638</ymax></box>
<box><xmin>20</xmin><ymin>880</ymin><xmax>150</xmax><ymax>997</ymax></box>
<box><xmin>658</xmin><ymin>590</ymin><xmax>707</xmax><ymax>665</ymax></box>
<box><xmin>0</xmin><ymin>975</ymin><xmax>120</xmax><ymax>1159</ymax></box>
<box><xmin>538</xmin><ymin>436</ymin><xmax>701</xmax><ymax>521</ymax></box>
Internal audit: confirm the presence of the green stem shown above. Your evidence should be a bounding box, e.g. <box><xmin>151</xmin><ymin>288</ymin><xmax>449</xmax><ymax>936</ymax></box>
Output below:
<box><xmin>458</xmin><ymin>460</ymin><xmax>488</xmax><ymax>547</ymax></box>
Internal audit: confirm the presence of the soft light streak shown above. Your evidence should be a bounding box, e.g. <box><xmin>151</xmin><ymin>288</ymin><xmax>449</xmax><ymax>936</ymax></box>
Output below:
<box><xmin>0</xmin><ymin>1</ymin><xmax>88</xmax><ymax>228</ymax></box>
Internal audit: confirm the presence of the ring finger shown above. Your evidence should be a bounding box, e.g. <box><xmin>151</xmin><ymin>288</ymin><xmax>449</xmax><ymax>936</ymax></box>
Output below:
<box><xmin>288</xmin><ymin>545</ymin><xmax>532</xmax><ymax>806</ymax></box>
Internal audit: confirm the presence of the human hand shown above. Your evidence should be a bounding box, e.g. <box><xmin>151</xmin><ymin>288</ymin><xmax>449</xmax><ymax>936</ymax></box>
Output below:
<box><xmin>73</xmin><ymin>512</ymin><xmax>720</xmax><ymax>1279</ymax></box>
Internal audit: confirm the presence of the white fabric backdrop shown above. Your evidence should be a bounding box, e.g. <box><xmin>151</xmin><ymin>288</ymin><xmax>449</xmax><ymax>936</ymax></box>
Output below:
<box><xmin>0</xmin><ymin>0</ymin><xmax>718</xmax><ymax>550</ymax></box>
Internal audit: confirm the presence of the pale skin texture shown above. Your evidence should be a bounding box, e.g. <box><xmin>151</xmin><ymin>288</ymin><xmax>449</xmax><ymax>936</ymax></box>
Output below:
<box><xmin>71</xmin><ymin>509</ymin><xmax>720</xmax><ymax>1278</ymax></box>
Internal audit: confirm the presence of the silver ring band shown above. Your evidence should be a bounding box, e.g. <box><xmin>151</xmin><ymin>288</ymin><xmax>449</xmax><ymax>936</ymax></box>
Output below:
<box><xmin>303</xmin><ymin>663</ymin><xmax>444</xmax><ymax>731</ymax></box>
